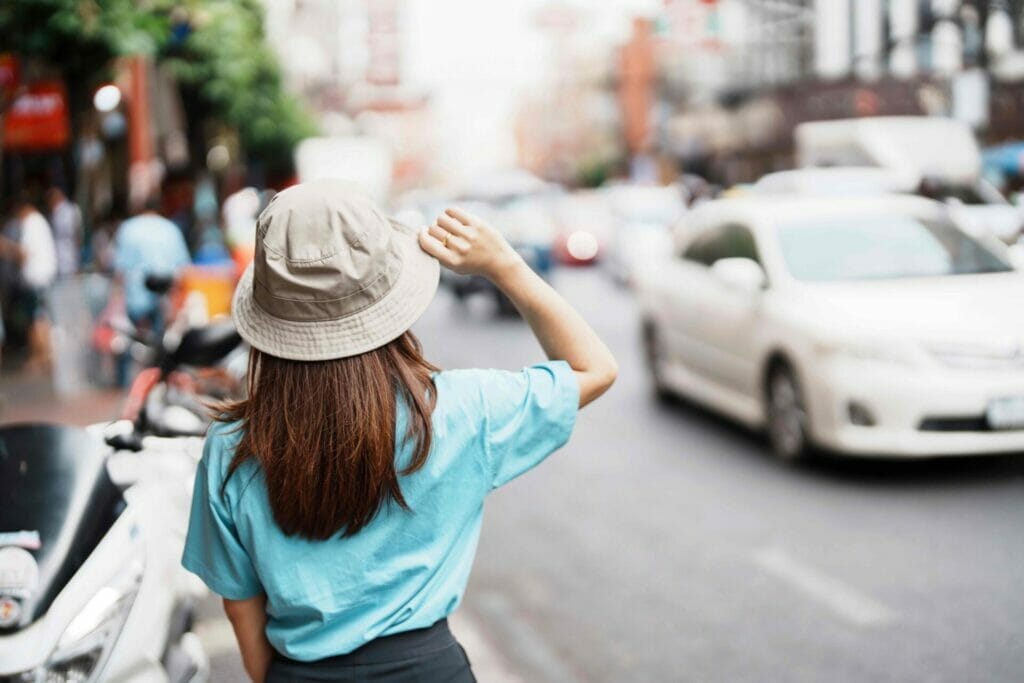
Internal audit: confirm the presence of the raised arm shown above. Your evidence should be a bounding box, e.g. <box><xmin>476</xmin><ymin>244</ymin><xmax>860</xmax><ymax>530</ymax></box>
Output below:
<box><xmin>419</xmin><ymin>207</ymin><xmax>617</xmax><ymax>407</ymax></box>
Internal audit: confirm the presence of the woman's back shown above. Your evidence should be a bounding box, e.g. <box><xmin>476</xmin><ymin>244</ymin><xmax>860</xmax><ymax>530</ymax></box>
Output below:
<box><xmin>181</xmin><ymin>180</ymin><xmax>615</xmax><ymax>681</ymax></box>
<box><xmin>187</xmin><ymin>364</ymin><xmax>578</xmax><ymax>661</ymax></box>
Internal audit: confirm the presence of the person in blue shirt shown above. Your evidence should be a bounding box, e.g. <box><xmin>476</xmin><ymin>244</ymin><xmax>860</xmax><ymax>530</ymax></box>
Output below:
<box><xmin>181</xmin><ymin>180</ymin><xmax>617</xmax><ymax>682</ymax></box>
<box><xmin>112</xmin><ymin>198</ymin><xmax>191</xmax><ymax>386</ymax></box>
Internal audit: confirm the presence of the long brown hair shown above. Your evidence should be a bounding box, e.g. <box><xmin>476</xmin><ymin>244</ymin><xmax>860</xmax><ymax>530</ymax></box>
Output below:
<box><xmin>216</xmin><ymin>331</ymin><xmax>438</xmax><ymax>540</ymax></box>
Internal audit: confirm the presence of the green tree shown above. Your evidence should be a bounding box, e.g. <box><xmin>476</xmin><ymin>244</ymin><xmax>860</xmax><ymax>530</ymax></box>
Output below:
<box><xmin>166</xmin><ymin>0</ymin><xmax>316</xmax><ymax>175</ymax></box>
<box><xmin>0</xmin><ymin>0</ymin><xmax>313</xmax><ymax>177</ymax></box>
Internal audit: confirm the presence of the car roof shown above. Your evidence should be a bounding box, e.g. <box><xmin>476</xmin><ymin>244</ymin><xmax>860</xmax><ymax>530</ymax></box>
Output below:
<box><xmin>688</xmin><ymin>193</ymin><xmax>947</xmax><ymax>231</ymax></box>
<box><xmin>751</xmin><ymin>167</ymin><xmax>915</xmax><ymax>195</ymax></box>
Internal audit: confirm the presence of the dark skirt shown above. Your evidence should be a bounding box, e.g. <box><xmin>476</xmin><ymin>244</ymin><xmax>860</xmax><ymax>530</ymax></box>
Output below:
<box><xmin>265</xmin><ymin>619</ymin><xmax>476</xmax><ymax>683</ymax></box>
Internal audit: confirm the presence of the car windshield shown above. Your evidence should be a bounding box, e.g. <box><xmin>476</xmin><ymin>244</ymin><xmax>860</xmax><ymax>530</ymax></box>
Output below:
<box><xmin>776</xmin><ymin>213</ymin><xmax>1013</xmax><ymax>282</ymax></box>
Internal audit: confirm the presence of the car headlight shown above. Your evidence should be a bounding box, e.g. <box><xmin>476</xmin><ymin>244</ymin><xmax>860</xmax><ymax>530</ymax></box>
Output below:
<box><xmin>25</xmin><ymin>556</ymin><xmax>145</xmax><ymax>683</ymax></box>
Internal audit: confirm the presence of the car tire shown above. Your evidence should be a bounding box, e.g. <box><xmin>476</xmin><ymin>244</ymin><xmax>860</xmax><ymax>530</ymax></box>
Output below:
<box><xmin>643</xmin><ymin>323</ymin><xmax>674</xmax><ymax>402</ymax></box>
<box><xmin>766</xmin><ymin>363</ymin><xmax>813</xmax><ymax>462</ymax></box>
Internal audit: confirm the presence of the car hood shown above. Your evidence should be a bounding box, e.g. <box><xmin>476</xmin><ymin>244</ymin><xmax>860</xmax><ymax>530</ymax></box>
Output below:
<box><xmin>786</xmin><ymin>272</ymin><xmax>1024</xmax><ymax>346</ymax></box>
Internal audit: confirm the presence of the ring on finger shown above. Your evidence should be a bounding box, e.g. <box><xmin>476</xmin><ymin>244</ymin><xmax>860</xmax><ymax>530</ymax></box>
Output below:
<box><xmin>443</xmin><ymin>233</ymin><xmax>452</xmax><ymax>248</ymax></box>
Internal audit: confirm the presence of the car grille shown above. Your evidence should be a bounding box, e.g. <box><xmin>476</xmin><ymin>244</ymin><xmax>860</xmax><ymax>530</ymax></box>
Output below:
<box><xmin>918</xmin><ymin>416</ymin><xmax>1012</xmax><ymax>432</ymax></box>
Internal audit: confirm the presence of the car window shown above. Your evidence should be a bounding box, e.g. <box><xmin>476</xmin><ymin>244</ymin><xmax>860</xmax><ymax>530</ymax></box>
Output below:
<box><xmin>776</xmin><ymin>213</ymin><xmax>1012</xmax><ymax>281</ymax></box>
<box><xmin>683</xmin><ymin>223</ymin><xmax>760</xmax><ymax>266</ymax></box>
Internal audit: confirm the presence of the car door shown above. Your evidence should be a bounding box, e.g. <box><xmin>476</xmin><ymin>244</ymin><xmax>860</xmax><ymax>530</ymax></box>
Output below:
<box><xmin>697</xmin><ymin>224</ymin><xmax>766</xmax><ymax>397</ymax></box>
<box><xmin>657</xmin><ymin>223</ymin><xmax>728</xmax><ymax>382</ymax></box>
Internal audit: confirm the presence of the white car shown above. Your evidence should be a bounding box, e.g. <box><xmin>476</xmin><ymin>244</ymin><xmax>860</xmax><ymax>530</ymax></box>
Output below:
<box><xmin>602</xmin><ymin>184</ymin><xmax>687</xmax><ymax>285</ymax></box>
<box><xmin>637</xmin><ymin>195</ymin><xmax>1024</xmax><ymax>460</ymax></box>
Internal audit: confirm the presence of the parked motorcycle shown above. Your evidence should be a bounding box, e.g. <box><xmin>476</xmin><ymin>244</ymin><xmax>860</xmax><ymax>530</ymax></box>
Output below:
<box><xmin>0</xmin><ymin>288</ymin><xmax>245</xmax><ymax>682</ymax></box>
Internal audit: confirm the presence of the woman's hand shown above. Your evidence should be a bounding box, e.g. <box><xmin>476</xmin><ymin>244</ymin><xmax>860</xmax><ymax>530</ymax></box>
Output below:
<box><xmin>419</xmin><ymin>208</ymin><xmax>522</xmax><ymax>281</ymax></box>
<box><xmin>418</xmin><ymin>207</ymin><xmax>617</xmax><ymax>407</ymax></box>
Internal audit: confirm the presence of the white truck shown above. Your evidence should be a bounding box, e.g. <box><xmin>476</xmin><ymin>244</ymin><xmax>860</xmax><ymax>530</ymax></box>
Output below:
<box><xmin>795</xmin><ymin>117</ymin><xmax>1023</xmax><ymax>244</ymax></box>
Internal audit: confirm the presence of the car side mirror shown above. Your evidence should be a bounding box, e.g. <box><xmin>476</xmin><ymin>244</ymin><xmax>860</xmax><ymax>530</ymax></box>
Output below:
<box><xmin>711</xmin><ymin>257</ymin><xmax>766</xmax><ymax>293</ymax></box>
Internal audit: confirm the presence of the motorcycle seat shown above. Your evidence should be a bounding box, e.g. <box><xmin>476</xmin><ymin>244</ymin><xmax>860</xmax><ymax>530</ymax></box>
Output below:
<box><xmin>0</xmin><ymin>425</ymin><xmax>121</xmax><ymax>630</ymax></box>
<box><xmin>170</xmin><ymin>320</ymin><xmax>243</xmax><ymax>367</ymax></box>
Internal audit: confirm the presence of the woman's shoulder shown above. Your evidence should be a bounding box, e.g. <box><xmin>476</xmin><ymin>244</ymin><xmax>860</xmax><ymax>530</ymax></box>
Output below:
<box><xmin>201</xmin><ymin>419</ymin><xmax>245</xmax><ymax>472</ymax></box>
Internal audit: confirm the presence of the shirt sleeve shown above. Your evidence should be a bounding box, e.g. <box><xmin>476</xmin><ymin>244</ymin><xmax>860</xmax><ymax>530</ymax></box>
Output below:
<box><xmin>480</xmin><ymin>361</ymin><xmax>580</xmax><ymax>489</ymax></box>
<box><xmin>182</xmin><ymin>437</ymin><xmax>262</xmax><ymax>600</ymax></box>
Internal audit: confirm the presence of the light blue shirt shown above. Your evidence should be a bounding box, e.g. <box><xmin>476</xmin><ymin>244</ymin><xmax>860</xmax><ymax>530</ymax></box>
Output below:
<box><xmin>182</xmin><ymin>361</ymin><xmax>578</xmax><ymax>661</ymax></box>
<box><xmin>113</xmin><ymin>214</ymin><xmax>191</xmax><ymax>318</ymax></box>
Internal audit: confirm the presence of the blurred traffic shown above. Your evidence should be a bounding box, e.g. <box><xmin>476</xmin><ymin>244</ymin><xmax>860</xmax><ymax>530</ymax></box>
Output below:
<box><xmin>2</xmin><ymin>1</ymin><xmax>1024</xmax><ymax>681</ymax></box>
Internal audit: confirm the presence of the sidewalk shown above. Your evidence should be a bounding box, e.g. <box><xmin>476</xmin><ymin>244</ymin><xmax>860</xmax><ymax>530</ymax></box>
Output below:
<box><xmin>0</xmin><ymin>371</ymin><xmax>124</xmax><ymax>427</ymax></box>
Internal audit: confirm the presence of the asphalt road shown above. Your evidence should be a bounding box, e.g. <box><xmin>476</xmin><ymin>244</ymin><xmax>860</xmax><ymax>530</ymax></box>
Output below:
<box><xmin>201</xmin><ymin>268</ymin><xmax>1024</xmax><ymax>682</ymax></box>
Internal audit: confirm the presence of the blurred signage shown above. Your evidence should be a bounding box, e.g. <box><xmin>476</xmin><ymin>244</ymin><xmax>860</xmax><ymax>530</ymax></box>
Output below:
<box><xmin>367</xmin><ymin>0</ymin><xmax>400</xmax><ymax>86</ymax></box>
<box><xmin>532</xmin><ymin>1</ymin><xmax>583</xmax><ymax>33</ymax></box>
<box><xmin>661</xmin><ymin>0</ymin><xmax>720</xmax><ymax>50</ymax></box>
<box><xmin>2</xmin><ymin>80</ymin><xmax>70</xmax><ymax>151</ymax></box>
<box><xmin>781</xmin><ymin>79</ymin><xmax>928</xmax><ymax>128</ymax></box>
<box><xmin>0</xmin><ymin>53</ymin><xmax>18</xmax><ymax>102</ymax></box>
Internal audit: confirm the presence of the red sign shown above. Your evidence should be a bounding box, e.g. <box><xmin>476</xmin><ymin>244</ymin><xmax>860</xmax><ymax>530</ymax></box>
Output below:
<box><xmin>3</xmin><ymin>81</ymin><xmax>70</xmax><ymax>151</ymax></box>
<box><xmin>0</xmin><ymin>54</ymin><xmax>18</xmax><ymax>103</ymax></box>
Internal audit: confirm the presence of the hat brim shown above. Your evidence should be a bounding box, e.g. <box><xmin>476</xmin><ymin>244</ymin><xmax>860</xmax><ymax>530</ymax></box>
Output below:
<box><xmin>232</xmin><ymin>219</ymin><xmax>440</xmax><ymax>361</ymax></box>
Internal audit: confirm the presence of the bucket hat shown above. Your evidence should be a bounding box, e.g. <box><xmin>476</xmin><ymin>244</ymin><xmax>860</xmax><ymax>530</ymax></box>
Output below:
<box><xmin>231</xmin><ymin>179</ymin><xmax>439</xmax><ymax>361</ymax></box>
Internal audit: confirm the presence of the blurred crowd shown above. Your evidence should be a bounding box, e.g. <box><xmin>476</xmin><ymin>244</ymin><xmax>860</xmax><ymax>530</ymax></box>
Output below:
<box><xmin>0</xmin><ymin>173</ymin><xmax>269</xmax><ymax>388</ymax></box>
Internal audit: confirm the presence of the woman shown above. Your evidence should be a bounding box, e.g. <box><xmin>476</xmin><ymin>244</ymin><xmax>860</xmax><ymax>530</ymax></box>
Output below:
<box><xmin>182</xmin><ymin>179</ymin><xmax>617</xmax><ymax>682</ymax></box>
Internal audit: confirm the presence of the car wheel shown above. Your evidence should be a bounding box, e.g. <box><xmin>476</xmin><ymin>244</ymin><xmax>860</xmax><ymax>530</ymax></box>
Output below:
<box><xmin>766</xmin><ymin>363</ymin><xmax>812</xmax><ymax>462</ymax></box>
<box><xmin>643</xmin><ymin>324</ymin><xmax>674</xmax><ymax>402</ymax></box>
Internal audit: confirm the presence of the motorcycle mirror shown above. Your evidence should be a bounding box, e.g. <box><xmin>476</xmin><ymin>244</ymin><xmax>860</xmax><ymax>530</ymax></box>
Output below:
<box><xmin>103</xmin><ymin>420</ymin><xmax>144</xmax><ymax>452</ymax></box>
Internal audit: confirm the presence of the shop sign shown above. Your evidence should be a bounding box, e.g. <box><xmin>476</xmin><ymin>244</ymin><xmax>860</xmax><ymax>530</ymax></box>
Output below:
<box><xmin>3</xmin><ymin>80</ymin><xmax>71</xmax><ymax>151</ymax></box>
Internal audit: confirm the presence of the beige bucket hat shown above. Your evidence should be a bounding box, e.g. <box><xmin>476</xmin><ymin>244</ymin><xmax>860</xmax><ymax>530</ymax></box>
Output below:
<box><xmin>231</xmin><ymin>179</ymin><xmax>439</xmax><ymax>361</ymax></box>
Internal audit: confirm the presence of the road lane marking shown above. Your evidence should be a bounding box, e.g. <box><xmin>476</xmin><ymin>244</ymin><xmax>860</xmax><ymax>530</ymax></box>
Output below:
<box><xmin>753</xmin><ymin>546</ymin><xmax>897</xmax><ymax>627</ymax></box>
<box><xmin>451</xmin><ymin>609</ymin><xmax>524</xmax><ymax>683</ymax></box>
<box><xmin>474</xmin><ymin>592</ymin><xmax>581</xmax><ymax>683</ymax></box>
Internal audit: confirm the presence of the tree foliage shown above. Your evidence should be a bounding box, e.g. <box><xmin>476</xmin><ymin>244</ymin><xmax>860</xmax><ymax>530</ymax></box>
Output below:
<box><xmin>0</xmin><ymin>0</ymin><xmax>314</xmax><ymax>171</ymax></box>
<box><xmin>166</xmin><ymin>1</ymin><xmax>316</xmax><ymax>170</ymax></box>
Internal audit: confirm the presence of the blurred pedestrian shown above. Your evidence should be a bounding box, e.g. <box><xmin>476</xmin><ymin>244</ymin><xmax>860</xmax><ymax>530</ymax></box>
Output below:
<box><xmin>0</xmin><ymin>192</ymin><xmax>58</xmax><ymax>373</ymax></box>
<box><xmin>112</xmin><ymin>197</ymin><xmax>191</xmax><ymax>386</ymax></box>
<box><xmin>181</xmin><ymin>180</ymin><xmax>616</xmax><ymax>682</ymax></box>
<box><xmin>46</xmin><ymin>187</ymin><xmax>82</xmax><ymax>279</ymax></box>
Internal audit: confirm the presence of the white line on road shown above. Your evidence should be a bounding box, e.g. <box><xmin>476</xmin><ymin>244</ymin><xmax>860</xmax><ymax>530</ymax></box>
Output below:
<box><xmin>450</xmin><ymin>609</ymin><xmax>524</xmax><ymax>683</ymax></box>
<box><xmin>753</xmin><ymin>546</ymin><xmax>897</xmax><ymax>627</ymax></box>
<box><xmin>473</xmin><ymin>592</ymin><xmax>582</xmax><ymax>683</ymax></box>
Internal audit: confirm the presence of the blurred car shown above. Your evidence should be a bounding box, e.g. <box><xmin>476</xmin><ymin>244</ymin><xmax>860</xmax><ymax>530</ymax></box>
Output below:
<box><xmin>796</xmin><ymin>117</ymin><xmax>1024</xmax><ymax>244</ymax></box>
<box><xmin>637</xmin><ymin>194</ymin><xmax>1024</xmax><ymax>461</ymax></box>
<box><xmin>551</xmin><ymin>190</ymin><xmax>612</xmax><ymax>266</ymax></box>
<box><xmin>407</xmin><ymin>171</ymin><xmax>560</xmax><ymax>315</ymax></box>
<box><xmin>754</xmin><ymin>167</ymin><xmax>1022</xmax><ymax>247</ymax></box>
<box><xmin>601</xmin><ymin>184</ymin><xmax>687</xmax><ymax>285</ymax></box>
